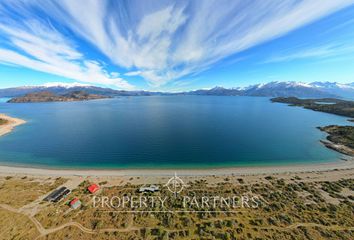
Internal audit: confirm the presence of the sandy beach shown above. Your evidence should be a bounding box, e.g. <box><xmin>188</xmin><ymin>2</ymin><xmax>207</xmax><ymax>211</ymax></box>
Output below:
<box><xmin>0</xmin><ymin>113</ymin><xmax>26</xmax><ymax>137</ymax></box>
<box><xmin>0</xmin><ymin>159</ymin><xmax>353</xmax><ymax>178</ymax></box>
<box><xmin>0</xmin><ymin>161</ymin><xmax>354</xmax><ymax>202</ymax></box>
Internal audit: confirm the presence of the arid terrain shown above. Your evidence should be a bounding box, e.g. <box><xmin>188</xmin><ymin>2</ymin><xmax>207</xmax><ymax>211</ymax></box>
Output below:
<box><xmin>0</xmin><ymin>167</ymin><xmax>353</xmax><ymax>240</ymax></box>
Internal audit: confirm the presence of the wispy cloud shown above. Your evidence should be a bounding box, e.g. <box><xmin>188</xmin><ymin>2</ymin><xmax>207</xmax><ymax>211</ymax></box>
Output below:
<box><xmin>0</xmin><ymin>5</ymin><xmax>134</xmax><ymax>89</ymax></box>
<box><xmin>264</xmin><ymin>43</ymin><xmax>354</xmax><ymax>63</ymax></box>
<box><xmin>0</xmin><ymin>0</ymin><xmax>354</xmax><ymax>88</ymax></box>
<box><xmin>42</xmin><ymin>82</ymin><xmax>91</xmax><ymax>88</ymax></box>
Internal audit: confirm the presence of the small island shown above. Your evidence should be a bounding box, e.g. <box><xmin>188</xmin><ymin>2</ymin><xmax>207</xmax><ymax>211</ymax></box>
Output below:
<box><xmin>272</xmin><ymin>97</ymin><xmax>354</xmax><ymax>157</ymax></box>
<box><xmin>8</xmin><ymin>90</ymin><xmax>109</xmax><ymax>103</ymax></box>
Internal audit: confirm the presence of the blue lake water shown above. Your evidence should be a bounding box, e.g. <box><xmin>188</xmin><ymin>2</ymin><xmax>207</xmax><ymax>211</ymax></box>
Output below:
<box><xmin>0</xmin><ymin>96</ymin><xmax>352</xmax><ymax>169</ymax></box>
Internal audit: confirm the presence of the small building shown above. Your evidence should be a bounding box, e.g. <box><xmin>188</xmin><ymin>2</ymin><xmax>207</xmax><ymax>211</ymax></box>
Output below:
<box><xmin>44</xmin><ymin>187</ymin><xmax>71</xmax><ymax>202</ymax></box>
<box><xmin>88</xmin><ymin>184</ymin><xmax>100</xmax><ymax>194</ymax></box>
<box><xmin>69</xmin><ymin>198</ymin><xmax>81</xmax><ymax>209</ymax></box>
<box><xmin>138</xmin><ymin>185</ymin><xmax>159</xmax><ymax>193</ymax></box>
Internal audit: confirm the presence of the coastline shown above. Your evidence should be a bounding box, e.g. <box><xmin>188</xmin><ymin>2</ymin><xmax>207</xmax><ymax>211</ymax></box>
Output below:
<box><xmin>320</xmin><ymin>140</ymin><xmax>354</xmax><ymax>156</ymax></box>
<box><xmin>0</xmin><ymin>108</ymin><xmax>353</xmax><ymax>178</ymax></box>
<box><xmin>0</xmin><ymin>159</ymin><xmax>353</xmax><ymax>177</ymax></box>
<box><xmin>0</xmin><ymin>114</ymin><xmax>26</xmax><ymax>137</ymax></box>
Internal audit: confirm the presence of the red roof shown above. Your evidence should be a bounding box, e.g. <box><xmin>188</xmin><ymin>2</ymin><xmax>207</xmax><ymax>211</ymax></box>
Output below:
<box><xmin>88</xmin><ymin>184</ymin><xmax>100</xmax><ymax>193</ymax></box>
<box><xmin>70</xmin><ymin>198</ymin><xmax>79</xmax><ymax>205</ymax></box>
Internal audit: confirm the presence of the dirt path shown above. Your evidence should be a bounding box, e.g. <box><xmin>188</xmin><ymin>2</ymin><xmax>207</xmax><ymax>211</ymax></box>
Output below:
<box><xmin>19</xmin><ymin>177</ymin><xmax>83</xmax><ymax>216</ymax></box>
<box><xmin>2</xmin><ymin>202</ymin><xmax>353</xmax><ymax>240</ymax></box>
<box><xmin>0</xmin><ymin>203</ymin><xmax>140</xmax><ymax>239</ymax></box>
<box><xmin>0</xmin><ymin>177</ymin><xmax>142</xmax><ymax>239</ymax></box>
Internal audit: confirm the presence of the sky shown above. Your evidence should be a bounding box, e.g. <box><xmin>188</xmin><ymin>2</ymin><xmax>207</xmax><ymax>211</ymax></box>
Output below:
<box><xmin>0</xmin><ymin>0</ymin><xmax>354</xmax><ymax>91</ymax></box>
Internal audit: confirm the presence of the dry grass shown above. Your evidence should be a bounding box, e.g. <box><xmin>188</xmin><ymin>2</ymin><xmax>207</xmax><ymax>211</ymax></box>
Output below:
<box><xmin>0</xmin><ymin>209</ymin><xmax>39</xmax><ymax>240</ymax></box>
<box><xmin>0</xmin><ymin>118</ymin><xmax>9</xmax><ymax>125</ymax></box>
<box><xmin>0</xmin><ymin>175</ymin><xmax>353</xmax><ymax>239</ymax></box>
<box><xmin>40</xmin><ymin>227</ymin><xmax>139</xmax><ymax>240</ymax></box>
<box><xmin>0</xmin><ymin>176</ymin><xmax>67</xmax><ymax>208</ymax></box>
<box><xmin>34</xmin><ymin>178</ymin><xmax>354</xmax><ymax>240</ymax></box>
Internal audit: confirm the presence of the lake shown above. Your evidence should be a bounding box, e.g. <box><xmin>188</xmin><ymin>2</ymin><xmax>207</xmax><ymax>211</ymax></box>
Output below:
<box><xmin>0</xmin><ymin>96</ymin><xmax>351</xmax><ymax>169</ymax></box>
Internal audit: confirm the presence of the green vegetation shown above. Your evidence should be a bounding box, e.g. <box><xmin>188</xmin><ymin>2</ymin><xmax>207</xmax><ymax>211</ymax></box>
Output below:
<box><xmin>1</xmin><ymin>175</ymin><xmax>354</xmax><ymax>239</ymax></box>
<box><xmin>319</xmin><ymin>125</ymin><xmax>354</xmax><ymax>156</ymax></box>
<box><xmin>271</xmin><ymin>97</ymin><xmax>354</xmax><ymax>119</ymax></box>
<box><xmin>33</xmin><ymin>178</ymin><xmax>354</xmax><ymax>240</ymax></box>
<box><xmin>0</xmin><ymin>118</ymin><xmax>9</xmax><ymax>125</ymax></box>
<box><xmin>319</xmin><ymin>126</ymin><xmax>354</xmax><ymax>149</ymax></box>
<box><xmin>8</xmin><ymin>90</ymin><xmax>109</xmax><ymax>103</ymax></box>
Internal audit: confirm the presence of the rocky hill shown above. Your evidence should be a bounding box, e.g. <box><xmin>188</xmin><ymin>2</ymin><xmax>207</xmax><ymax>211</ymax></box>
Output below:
<box><xmin>8</xmin><ymin>91</ymin><xmax>109</xmax><ymax>103</ymax></box>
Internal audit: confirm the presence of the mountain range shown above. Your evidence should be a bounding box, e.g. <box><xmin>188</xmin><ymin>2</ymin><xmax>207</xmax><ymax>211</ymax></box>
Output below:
<box><xmin>0</xmin><ymin>85</ymin><xmax>162</xmax><ymax>98</ymax></box>
<box><xmin>188</xmin><ymin>82</ymin><xmax>354</xmax><ymax>99</ymax></box>
<box><xmin>0</xmin><ymin>81</ymin><xmax>353</xmax><ymax>99</ymax></box>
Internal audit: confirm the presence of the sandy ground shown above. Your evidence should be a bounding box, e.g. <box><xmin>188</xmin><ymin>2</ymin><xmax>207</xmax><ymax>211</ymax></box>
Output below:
<box><xmin>0</xmin><ymin>160</ymin><xmax>353</xmax><ymax>187</ymax></box>
<box><xmin>0</xmin><ymin>160</ymin><xmax>353</xmax><ymax>177</ymax></box>
<box><xmin>0</xmin><ymin>113</ymin><xmax>26</xmax><ymax>137</ymax></box>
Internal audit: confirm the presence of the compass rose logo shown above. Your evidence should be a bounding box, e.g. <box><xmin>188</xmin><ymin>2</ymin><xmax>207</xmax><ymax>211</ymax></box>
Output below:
<box><xmin>164</xmin><ymin>172</ymin><xmax>186</xmax><ymax>194</ymax></box>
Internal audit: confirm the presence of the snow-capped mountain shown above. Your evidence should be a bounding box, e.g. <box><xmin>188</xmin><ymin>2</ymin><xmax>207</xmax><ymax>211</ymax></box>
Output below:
<box><xmin>241</xmin><ymin>81</ymin><xmax>321</xmax><ymax>97</ymax></box>
<box><xmin>187</xmin><ymin>81</ymin><xmax>354</xmax><ymax>98</ymax></box>
<box><xmin>310</xmin><ymin>81</ymin><xmax>354</xmax><ymax>89</ymax></box>
<box><xmin>0</xmin><ymin>81</ymin><xmax>353</xmax><ymax>99</ymax></box>
<box><xmin>309</xmin><ymin>81</ymin><xmax>354</xmax><ymax>98</ymax></box>
<box><xmin>188</xmin><ymin>86</ymin><xmax>241</xmax><ymax>96</ymax></box>
<box><xmin>0</xmin><ymin>84</ymin><xmax>160</xmax><ymax>97</ymax></box>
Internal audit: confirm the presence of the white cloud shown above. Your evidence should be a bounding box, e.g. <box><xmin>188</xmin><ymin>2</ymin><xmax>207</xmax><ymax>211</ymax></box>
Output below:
<box><xmin>42</xmin><ymin>82</ymin><xmax>91</xmax><ymax>88</ymax></box>
<box><xmin>1</xmin><ymin>0</ymin><xmax>354</xmax><ymax>88</ymax></box>
<box><xmin>0</xmin><ymin>12</ymin><xmax>134</xmax><ymax>89</ymax></box>
<box><xmin>124</xmin><ymin>71</ymin><xmax>142</xmax><ymax>77</ymax></box>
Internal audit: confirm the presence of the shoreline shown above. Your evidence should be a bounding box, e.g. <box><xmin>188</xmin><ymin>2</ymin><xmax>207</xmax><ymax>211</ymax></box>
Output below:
<box><xmin>0</xmin><ymin>111</ymin><xmax>353</xmax><ymax>178</ymax></box>
<box><xmin>320</xmin><ymin>140</ymin><xmax>354</xmax><ymax>156</ymax></box>
<box><xmin>0</xmin><ymin>159</ymin><xmax>353</xmax><ymax>177</ymax></box>
<box><xmin>0</xmin><ymin>114</ymin><xmax>26</xmax><ymax>137</ymax></box>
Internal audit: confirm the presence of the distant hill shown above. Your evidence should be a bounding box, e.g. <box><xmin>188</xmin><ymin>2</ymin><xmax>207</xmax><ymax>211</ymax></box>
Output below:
<box><xmin>1</xmin><ymin>81</ymin><xmax>353</xmax><ymax>99</ymax></box>
<box><xmin>0</xmin><ymin>85</ymin><xmax>163</xmax><ymax>98</ymax></box>
<box><xmin>8</xmin><ymin>91</ymin><xmax>109</xmax><ymax>103</ymax></box>
<box><xmin>187</xmin><ymin>87</ymin><xmax>242</xmax><ymax>96</ymax></box>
